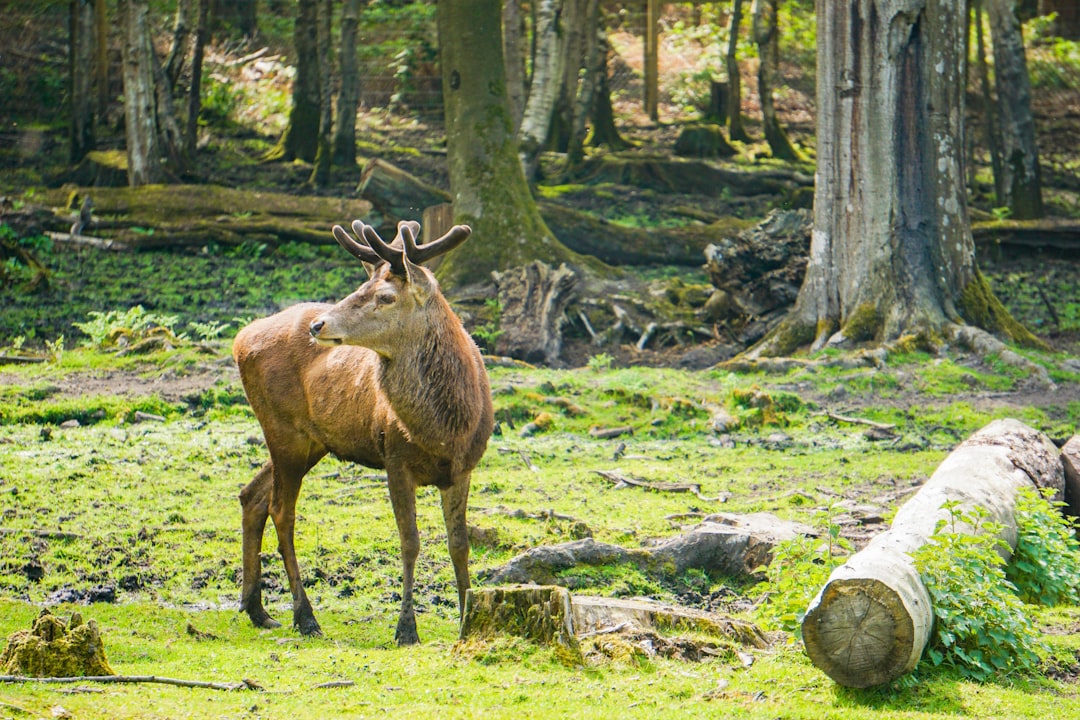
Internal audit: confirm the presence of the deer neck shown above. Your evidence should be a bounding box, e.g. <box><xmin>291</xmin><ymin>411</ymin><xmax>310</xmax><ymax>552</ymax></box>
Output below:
<box><xmin>378</xmin><ymin>302</ymin><xmax>484</xmax><ymax>446</ymax></box>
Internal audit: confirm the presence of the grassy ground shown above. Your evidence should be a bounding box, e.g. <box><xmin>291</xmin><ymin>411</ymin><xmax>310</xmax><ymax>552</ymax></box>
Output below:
<box><xmin>1</xmin><ymin>338</ymin><xmax>1079</xmax><ymax>718</ymax></box>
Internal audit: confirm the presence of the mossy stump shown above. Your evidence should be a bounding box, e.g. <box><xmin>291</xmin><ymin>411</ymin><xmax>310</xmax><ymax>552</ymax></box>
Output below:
<box><xmin>460</xmin><ymin>586</ymin><xmax>582</xmax><ymax>663</ymax></box>
<box><xmin>674</xmin><ymin>124</ymin><xmax>736</xmax><ymax>158</ymax></box>
<box><xmin>1</xmin><ymin>609</ymin><xmax>115</xmax><ymax>677</ymax></box>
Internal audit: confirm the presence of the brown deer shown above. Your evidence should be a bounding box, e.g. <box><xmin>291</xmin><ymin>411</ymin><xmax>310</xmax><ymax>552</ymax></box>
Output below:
<box><xmin>232</xmin><ymin>219</ymin><xmax>493</xmax><ymax>644</ymax></box>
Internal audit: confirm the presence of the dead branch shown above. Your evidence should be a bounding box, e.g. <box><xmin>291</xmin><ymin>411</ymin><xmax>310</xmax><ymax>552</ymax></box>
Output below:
<box><xmin>593</xmin><ymin>470</ymin><xmax>723</xmax><ymax>502</ymax></box>
<box><xmin>589</xmin><ymin>425</ymin><xmax>634</xmax><ymax>440</ymax></box>
<box><xmin>816</xmin><ymin>411</ymin><xmax>897</xmax><ymax>431</ymax></box>
<box><xmin>0</xmin><ymin>675</ymin><xmax>250</xmax><ymax>692</ymax></box>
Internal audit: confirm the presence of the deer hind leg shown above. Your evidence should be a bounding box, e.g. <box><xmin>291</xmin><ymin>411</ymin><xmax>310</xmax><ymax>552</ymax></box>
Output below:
<box><xmin>267</xmin><ymin>444</ymin><xmax>325</xmax><ymax>637</ymax></box>
<box><xmin>387</xmin><ymin>474</ymin><xmax>421</xmax><ymax>645</ymax></box>
<box><xmin>239</xmin><ymin>463</ymin><xmax>281</xmax><ymax>629</ymax></box>
<box><xmin>439</xmin><ymin>476</ymin><xmax>472</xmax><ymax>620</ymax></box>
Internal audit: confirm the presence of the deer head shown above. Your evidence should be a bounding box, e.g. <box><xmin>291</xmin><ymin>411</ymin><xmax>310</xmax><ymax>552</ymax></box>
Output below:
<box><xmin>309</xmin><ymin>220</ymin><xmax>472</xmax><ymax>358</ymax></box>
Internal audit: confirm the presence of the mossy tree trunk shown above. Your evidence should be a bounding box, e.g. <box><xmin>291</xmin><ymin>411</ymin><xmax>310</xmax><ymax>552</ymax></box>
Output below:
<box><xmin>726</xmin><ymin>0</ymin><xmax>751</xmax><ymax>143</ymax></box>
<box><xmin>974</xmin><ymin>0</ymin><xmax>1005</xmax><ymax>206</ymax></box>
<box><xmin>566</xmin><ymin>0</ymin><xmax>601</xmax><ymax>169</ymax></box>
<box><xmin>502</xmin><ymin>0</ymin><xmax>527</xmax><ymax>133</ymax></box>
<box><xmin>751</xmin><ymin>0</ymin><xmax>801</xmax><ymax>161</ymax></box>
<box><xmin>436</xmin><ymin>0</ymin><xmax>587</xmax><ymax>287</ymax></box>
<box><xmin>987</xmin><ymin>0</ymin><xmax>1044</xmax><ymax>219</ymax></box>
<box><xmin>269</xmin><ymin>0</ymin><xmax>320</xmax><ymax>163</ymax></box>
<box><xmin>332</xmin><ymin>0</ymin><xmax>363</xmax><ymax>167</ymax></box>
<box><xmin>750</xmin><ymin>0</ymin><xmax>1039</xmax><ymax>357</ymax></box>
<box><xmin>184</xmin><ymin>0</ymin><xmax>208</xmax><ymax>159</ymax></box>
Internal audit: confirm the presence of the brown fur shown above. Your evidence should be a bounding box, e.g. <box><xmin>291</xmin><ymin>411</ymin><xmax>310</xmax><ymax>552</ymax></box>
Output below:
<box><xmin>233</xmin><ymin>222</ymin><xmax>493</xmax><ymax>643</ymax></box>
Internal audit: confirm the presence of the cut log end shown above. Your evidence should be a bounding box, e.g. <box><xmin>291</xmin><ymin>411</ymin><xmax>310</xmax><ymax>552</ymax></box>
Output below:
<box><xmin>802</xmin><ymin>578</ymin><xmax>922</xmax><ymax>689</ymax></box>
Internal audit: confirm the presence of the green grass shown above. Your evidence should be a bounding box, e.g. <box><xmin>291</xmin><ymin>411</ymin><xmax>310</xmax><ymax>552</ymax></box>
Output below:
<box><xmin>1</xmin><ymin>346</ymin><xmax>1079</xmax><ymax>717</ymax></box>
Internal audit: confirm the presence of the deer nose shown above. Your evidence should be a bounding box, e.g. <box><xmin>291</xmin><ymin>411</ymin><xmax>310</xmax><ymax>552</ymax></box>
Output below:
<box><xmin>310</xmin><ymin>320</ymin><xmax>325</xmax><ymax>337</ymax></box>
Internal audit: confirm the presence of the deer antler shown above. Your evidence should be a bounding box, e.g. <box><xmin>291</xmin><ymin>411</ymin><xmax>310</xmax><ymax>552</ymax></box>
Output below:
<box><xmin>332</xmin><ymin>220</ymin><xmax>473</xmax><ymax>278</ymax></box>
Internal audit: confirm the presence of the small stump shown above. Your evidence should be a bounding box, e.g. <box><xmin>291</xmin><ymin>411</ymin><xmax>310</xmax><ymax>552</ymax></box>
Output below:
<box><xmin>674</xmin><ymin>125</ymin><xmax>736</xmax><ymax>158</ymax></box>
<box><xmin>460</xmin><ymin>586</ymin><xmax>582</xmax><ymax>663</ymax></box>
<box><xmin>1</xmin><ymin>609</ymin><xmax>115</xmax><ymax>677</ymax></box>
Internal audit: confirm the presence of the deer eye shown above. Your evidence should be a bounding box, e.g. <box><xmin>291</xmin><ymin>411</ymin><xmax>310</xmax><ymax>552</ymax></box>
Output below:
<box><xmin>375</xmin><ymin>292</ymin><xmax>396</xmax><ymax>306</ymax></box>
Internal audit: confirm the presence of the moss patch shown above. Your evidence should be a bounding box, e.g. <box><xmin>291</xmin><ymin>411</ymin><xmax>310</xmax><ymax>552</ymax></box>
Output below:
<box><xmin>842</xmin><ymin>303</ymin><xmax>881</xmax><ymax>343</ymax></box>
<box><xmin>1</xmin><ymin>608</ymin><xmax>114</xmax><ymax>677</ymax></box>
<box><xmin>958</xmin><ymin>269</ymin><xmax>1047</xmax><ymax>350</ymax></box>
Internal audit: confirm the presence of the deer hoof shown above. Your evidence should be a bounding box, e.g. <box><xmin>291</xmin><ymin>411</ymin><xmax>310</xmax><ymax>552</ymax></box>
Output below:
<box><xmin>245</xmin><ymin>607</ymin><xmax>282</xmax><ymax>630</ymax></box>
<box><xmin>295</xmin><ymin>616</ymin><xmax>323</xmax><ymax>637</ymax></box>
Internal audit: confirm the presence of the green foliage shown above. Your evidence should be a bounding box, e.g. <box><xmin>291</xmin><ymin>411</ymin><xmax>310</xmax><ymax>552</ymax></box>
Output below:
<box><xmin>586</xmin><ymin>352</ymin><xmax>614</xmax><ymax>373</ymax></box>
<box><xmin>913</xmin><ymin>502</ymin><xmax>1045</xmax><ymax>681</ymax></box>
<box><xmin>1007</xmin><ymin>487</ymin><xmax>1080</xmax><ymax>607</ymax></box>
<box><xmin>73</xmin><ymin>306</ymin><xmax>181</xmax><ymax>349</ymax></box>
<box><xmin>186</xmin><ymin>320</ymin><xmax>233</xmax><ymax>342</ymax></box>
<box><xmin>752</xmin><ymin>517</ymin><xmax>852</xmax><ymax>637</ymax></box>
<box><xmin>471</xmin><ymin>298</ymin><xmax>503</xmax><ymax>353</ymax></box>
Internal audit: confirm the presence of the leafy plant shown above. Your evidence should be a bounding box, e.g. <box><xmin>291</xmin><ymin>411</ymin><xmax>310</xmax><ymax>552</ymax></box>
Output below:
<box><xmin>753</xmin><ymin>515</ymin><xmax>852</xmax><ymax>637</ymax></box>
<box><xmin>471</xmin><ymin>298</ymin><xmax>503</xmax><ymax>353</ymax></box>
<box><xmin>73</xmin><ymin>306</ymin><xmax>182</xmax><ymax>349</ymax></box>
<box><xmin>1006</xmin><ymin>487</ymin><xmax>1080</xmax><ymax>606</ymax></box>
<box><xmin>586</xmin><ymin>352</ymin><xmax>614</xmax><ymax>373</ymax></box>
<box><xmin>913</xmin><ymin>501</ymin><xmax>1044</xmax><ymax>681</ymax></box>
<box><xmin>44</xmin><ymin>334</ymin><xmax>64</xmax><ymax>365</ymax></box>
<box><xmin>187</xmin><ymin>320</ymin><xmax>233</xmax><ymax>343</ymax></box>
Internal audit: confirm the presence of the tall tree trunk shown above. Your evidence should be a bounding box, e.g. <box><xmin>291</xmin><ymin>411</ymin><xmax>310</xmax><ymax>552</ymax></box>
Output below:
<box><xmin>567</xmin><ymin>0</ymin><xmax>601</xmax><ymax>169</ymax></box>
<box><xmin>552</xmin><ymin>0</ymin><xmax>591</xmax><ymax>152</ymax></box>
<box><xmin>726</xmin><ymin>0</ymin><xmax>750</xmax><ymax>142</ymax></box>
<box><xmin>332</xmin><ymin>0</ymin><xmax>363</xmax><ymax>167</ymax></box>
<box><xmin>751</xmin><ymin>0</ymin><xmax>800</xmax><ymax>160</ymax></box>
<box><xmin>588</xmin><ymin>26</ymin><xmax>629</xmax><ymax>151</ymax></box>
<box><xmin>95</xmin><ymin>0</ymin><xmax>109</xmax><ymax>121</ymax></box>
<box><xmin>750</xmin><ymin>0</ymin><xmax>1038</xmax><ymax>357</ymax></box>
<box><xmin>974</xmin><ymin>0</ymin><xmax>1005</xmax><ymax>205</ymax></box>
<box><xmin>987</xmin><ymin>0</ymin><xmax>1044</xmax><ymax>219</ymax></box>
<box><xmin>185</xmin><ymin>0</ymin><xmax>209</xmax><ymax>158</ymax></box>
<box><xmin>165</xmin><ymin>0</ymin><xmax>193</xmax><ymax>88</ymax></box>
<box><xmin>269</xmin><ymin>0</ymin><xmax>321</xmax><ymax>162</ymax></box>
<box><xmin>518</xmin><ymin>0</ymin><xmax>567</xmax><ymax>181</ymax></box>
<box><xmin>309</xmin><ymin>0</ymin><xmax>334</xmax><ymax>187</ymax></box>
<box><xmin>210</xmin><ymin>0</ymin><xmax>258</xmax><ymax>38</ymax></box>
<box><xmin>70</xmin><ymin>0</ymin><xmax>96</xmax><ymax>163</ymax></box>
<box><xmin>436</xmin><ymin>0</ymin><xmax>586</xmax><ymax>287</ymax></box>
<box><xmin>120</xmin><ymin>0</ymin><xmax>166</xmax><ymax>186</ymax></box>
<box><xmin>503</xmin><ymin>0</ymin><xmax>527</xmax><ymax>133</ymax></box>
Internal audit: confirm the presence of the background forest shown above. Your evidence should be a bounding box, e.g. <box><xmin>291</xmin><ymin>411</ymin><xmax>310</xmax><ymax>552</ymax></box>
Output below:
<box><xmin>1</xmin><ymin>1</ymin><xmax>1080</xmax><ymax>719</ymax></box>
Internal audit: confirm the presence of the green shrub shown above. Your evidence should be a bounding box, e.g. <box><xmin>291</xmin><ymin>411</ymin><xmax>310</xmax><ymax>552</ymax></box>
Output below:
<box><xmin>1006</xmin><ymin>487</ymin><xmax>1080</xmax><ymax>606</ymax></box>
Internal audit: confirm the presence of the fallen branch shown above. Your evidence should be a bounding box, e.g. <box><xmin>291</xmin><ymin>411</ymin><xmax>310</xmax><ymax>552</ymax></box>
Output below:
<box><xmin>313</xmin><ymin>680</ymin><xmax>355</xmax><ymax>689</ymax></box>
<box><xmin>0</xmin><ymin>674</ymin><xmax>250</xmax><ymax>692</ymax></box>
<box><xmin>589</xmin><ymin>425</ymin><xmax>634</xmax><ymax>440</ymax></box>
<box><xmin>593</xmin><ymin>469</ymin><xmax>722</xmax><ymax>501</ymax></box>
<box><xmin>816</xmin><ymin>411</ymin><xmax>896</xmax><ymax>431</ymax></box>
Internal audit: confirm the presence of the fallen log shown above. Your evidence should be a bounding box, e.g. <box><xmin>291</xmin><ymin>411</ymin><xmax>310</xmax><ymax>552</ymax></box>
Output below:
<box><xmin>1062</xmin><ymin>436</ymin><xmax>1080</xmax><ymax>518</ymax></box>
<box><xmin>801</xmin><ymin>419</ymin><xmax>1064</xmax><ymax>689</ymax></box>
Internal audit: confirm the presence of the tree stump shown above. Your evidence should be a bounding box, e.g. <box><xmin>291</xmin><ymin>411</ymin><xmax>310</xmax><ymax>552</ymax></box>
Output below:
<box><xmin>1</xmin><ymin>609</ymin><xmax>114</xmax><ymax>677</ymax></box>
<box><xmin>493</xmin><ymin>261</ymin><xmax>579</xmax><ymax>365</ymax></box>
<box><xmin>674</xmin><ymin>124</ymin><xmax>736</xmax><ymax>158</ymax></box>
<box><xmin>802</xmin><ymin>419</ymin><xmax>1064</xmax><ymax>688</ymax></box>
<box><xmin>459</xmin><ymin>585</ymin><xmax>582</xmax><ymax>663</ymax></box>
<box><xmin>356</xmin><ymin>157</ymin><xmax>450</xmax><ymax>229</ymax></box>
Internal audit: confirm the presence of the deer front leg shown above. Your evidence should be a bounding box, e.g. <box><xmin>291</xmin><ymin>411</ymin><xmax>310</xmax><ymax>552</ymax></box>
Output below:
<box><xmin>239</xmin><ymin>464</ymin><xmax>281</xmax><ymax>629</ymax></box>
<box><xmin>440</xmin><ymin>476</ymin><xmax>472</xmax><ymax>619</ymax></box>
<box><xmin>268</xmin><ymin>457</ymin><xmax>323</xmax><ymax>637</ymax></box>
<box><xmin>388</xmin><ymin>475</ymin><xmax>421</xmax><ymax>645</ymax></box>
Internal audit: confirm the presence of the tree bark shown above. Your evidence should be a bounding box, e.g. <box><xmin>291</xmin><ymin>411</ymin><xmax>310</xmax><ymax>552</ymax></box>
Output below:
<box><xmin>751</xmin><ymin>0</ymin><xmax>800</xmax><ymax>160</ymax></box>
<box><xmin>332</xmin><ymin>0</ymin><xmax>363</xmax><ymax>167</ymax></box>
<box><xmin>436</xmin><ymin>0</ymin><xmax>587</xmax><ymax>287</ymax></box>
<box><xmin>974</xmin><ymin>0</ymin><xmax>1005</xmax><ymax>205</ymax></box>
<box><xmin>518</xmin><ymin>0</ymin><xmax>567</xmax><ymax>181</ymax></box>
<box><xmin>987</xmin><ymin>0</ymin><xmax>1044</xmax><ymax>219</ymax></box>
<box><xmin>588</xmin><ymin>27</ymin><xmax>629</xmax><ymax>151</ymax></box>
<box><xmin>802</xmin><ymin>419</ymin><xmax>1064</xmax><ymax>688</ymax></box>
<box><xmin>751</xmin><ymin>0</ymin><xmax>1040</xmax><ymax>357</ymax></box>
<box><xmin>502</xmin><ymin>0</ymin><xmax>527</xmax><ymax>133</ymax></box>
<box><xmin>120</xmin><ymin>0</ymin><xmax>165</xmax><ymax>186</ymax></box>
<box><xmin>270</xmin><ymin>0</ymin><xmax>321</xmax><ymax>163</ymax></box>
<box><xmin>94</xmin><ymin>0</ymin><xmax>109</xmax><ymax>121</ymax></box>
<box><xmin>566</xmin><ymin>0</ymin><xmax>601</xmax><ymax>169</ymax></box>
<box><xmin>726</xmin><ymin>0</ymin><xmax>751</xmax><ymax>142</ymax></box>
<box><xmin>164</xmin><ymin>0</ymin><xmax>193</xmax><ymax>88</ymax></box>
<box><xmin>309</xmin><ymin>0</ymin><xmax>334</xmax><ymax>187</ymax></box>
<box><xmin>70</xmin><ymin>0</ymin><xmax>97</xmax><ymax>163</ymax></box>
<box><xmin>185</xmin><ymin>0</ymin><xmax>208</xmax><ymax>158</ymax></box>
